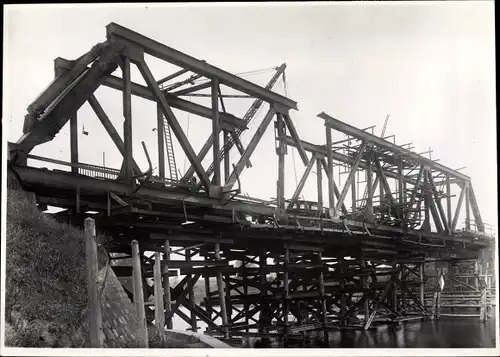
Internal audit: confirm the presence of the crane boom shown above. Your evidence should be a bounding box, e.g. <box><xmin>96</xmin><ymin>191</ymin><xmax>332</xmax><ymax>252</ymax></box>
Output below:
<box><xmin>205</xmin><ymin>64</ymin><xmax>287</xmax><ymax>178</ymax></box>
<box><xmin>182</xmin><ymin>64</ymin><xmax>287</xmax><ymax>180</ymax></box>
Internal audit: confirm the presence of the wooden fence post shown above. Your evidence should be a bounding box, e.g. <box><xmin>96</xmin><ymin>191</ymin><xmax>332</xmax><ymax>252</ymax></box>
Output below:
<box><xmin>132</xmin><ymin>240</ymin><xmax>149</xmax><ymax>348</ymax></box>
<box><xmin>431</xmin><ymin>292</ymin><xmax>437</xmax><ymax>320</ymax></box>
<box><xmin>436</xmin><ymin>291</ymin><xmax>441</xmax><ymax>320</ymax></box>
<box><xmin>84</xmin><ymin>217</ymin><xmax>104</xmax><ymax>348</ymax></box>
<box><xmin>154</xmin><ymin>251</ymin><xmax>166</xmax><ymax>345</ymax></box>
<box><xmin>480</xmin><ymin>288</ymin><xmax>487</xmax><ymax>322</ymax></box>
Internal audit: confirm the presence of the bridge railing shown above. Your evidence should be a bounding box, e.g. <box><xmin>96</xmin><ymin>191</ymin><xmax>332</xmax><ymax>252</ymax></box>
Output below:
<box><xmin>27</xmin><ymin>154</ymin><xmax>121</xmax><ymax>180</ymax></box>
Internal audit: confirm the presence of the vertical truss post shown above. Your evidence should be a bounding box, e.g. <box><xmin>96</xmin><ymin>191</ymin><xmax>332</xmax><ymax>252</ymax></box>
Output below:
<box><xmin>223</xmin><ymin>130</ymin><xmax>230</xmax><ymax>182</ymax></box>
<box><xmin>186</xmin><ymin>248</ymin><xmax>197</xmax><ymax>332</ymax></box>
<box><xmin>131</xmin><ymin>240</ymin><xmax>148</xmax><ymax>348</ymax></box>
<box><xmin>122</xmin><ymin>57</ymin><xmax>134</xmax><ymax>186</ymax></box>
<box><xmin>465</xmin><ymin>183</ymin><xmax>471</xmax><ymax>231</ymax></box>
<box><xmin>70</xmin><ymin>111</ymin><xmax>78</xmax><ymax>174</ymax></box>
<box><xmin>163</xmin><ymin>240</ymin><xmax>173</xmax><ymax>329</ymax></box>
<box><xmin>154</xmin><ymin>251</ymin><xmax>166</xmax><ymax>345</ymax></box>
<box><xmin>398</xmin><ymin>157</ymin><xmax>404</xmax><ymax>205</ymax></box>
<box><xmin>317</xmin><ymin>157</ymin><xmax>323</xmax><ymax>213</ymax></box>
<box><xmin>422</xmin><ymin>171</ymin><xmax>430</xmax><ymax>231</ymax></box>
<box><xmin>156</xmin><ymin>103</ymin><xmax>165</xmax><ymax>179</ymax></box>
<box><xmin>446</xmin><ymin>174</ymin><xmax>452</xmax><ymax>234</ymax></box>
<box><xmin>211</xmin><ymin>78</ymin><xmax>221</xmax><ymax>186</ymax></box>
<box><xmin>88</xmin><ymin>95</ymin><xmax>142</xmax><ymax>175</ymax></box>
<box><xmin>351</xmin><ymin>170</ymin><xmax>357</xmax><ymax>213</ymax></box>
<box><xmin>215</xmin><ymin>243</ymin><xmax>229</xmax><ymax>338</ymax></box>
<box><xmin>336</xmin><ymin>142</ymin><xmax>367</xmax><ymax>214</ymax></box>
<box><xmin>365</xmin><ymin>151</ymin><xmax>374</xmax><ymax>221</ymax></box>
<box><xmin>276</xmin><ymin>113</ymin><xmax>287</xmax><ymax>210</ymax></box>
<box><xmin>325</xmin><ymin>127</ymin><xmax>335</xmax><ymax>217</ymax></box>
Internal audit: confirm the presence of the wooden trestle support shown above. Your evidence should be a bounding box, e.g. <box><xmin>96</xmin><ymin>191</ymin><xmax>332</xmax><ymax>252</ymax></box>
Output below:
<box><xmin>107</xmin><ymin>237</ymin><xmax>435</xmax><ymax>344</ymax></box>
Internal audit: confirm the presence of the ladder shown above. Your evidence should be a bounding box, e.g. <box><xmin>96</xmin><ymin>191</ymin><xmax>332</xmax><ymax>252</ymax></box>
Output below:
<box><xmin>162</xmin><ymin>113</ymin><xmax>178</xmax><ymax>181</ymax></box>
<box><xmin>205</xmin><ymin>64</ymin><xmax>287</xmax><ymax>178</ymax></box>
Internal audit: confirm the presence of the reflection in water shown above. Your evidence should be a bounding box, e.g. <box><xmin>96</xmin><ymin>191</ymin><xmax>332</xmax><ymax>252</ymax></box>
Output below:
<box><xmin>274</xmin><ymin>318</ymin><xmax>497</xmax><ymax>348</ymax></box>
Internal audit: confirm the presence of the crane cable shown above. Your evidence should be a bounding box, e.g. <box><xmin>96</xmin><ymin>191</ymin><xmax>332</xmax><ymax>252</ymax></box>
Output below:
<box><xmin>283</xmin><ymin>70</ymin><xmax>299</xmax><ymax>190</ymax></box>
<box><xmin>183</xmin><ymin>95</ymin><xmax>192</xmax><ymax>174</ymax></box>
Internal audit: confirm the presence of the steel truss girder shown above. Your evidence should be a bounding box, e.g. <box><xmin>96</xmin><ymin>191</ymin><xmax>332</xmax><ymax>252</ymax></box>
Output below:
<box><xmin>54</xmin><ymin>58</ymin><xmax>246</xmax><ymax>132</ymax></box>
<box><xmin>87</xmin><ymin>95</ymin><xmax>142</xmax><ymax>175</ymax></box>
<box><xmin>106</xmin><ymin>23</ymin><xmax>297</xmax><ymax>110</ymax></box>
<box><xmin>319</xmin><ymin>112</ymin><xmax>470</xmax><ymax>181</ymax></box>
<box><xmin>16</xmin><ymin>40</ymin><xmax>126</xmax><ymax>155</ymax></box>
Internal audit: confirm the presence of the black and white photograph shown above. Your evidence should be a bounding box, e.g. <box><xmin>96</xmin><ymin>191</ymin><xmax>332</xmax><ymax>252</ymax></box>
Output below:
<box><xmin>1</xmin><ymin>2</ymin><xmax>498</xmax><ymax>356</ymax></box>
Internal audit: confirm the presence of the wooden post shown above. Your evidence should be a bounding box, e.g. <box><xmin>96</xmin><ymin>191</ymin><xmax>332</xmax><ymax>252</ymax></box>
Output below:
<box><xmin>84</xmin><ymin>218</ymin><xmax>103</xmax><ymax>348</ymax></box>
<box><xmin>419</xmin><ymin>262</ymin><xmax>425</xmax><ymax>312</ymax></box>
<box><xmin>131</xmin><ymin>240</ymin><xmax>149</xmax><ymax>348</ymax></box>
<box><xmin>361</xmin><ymin>258</ymin><xmax>370</xmax><ymax>321</ymax></box>
<box><xmin>215</xmin><ymin>243</ymin><xmax>229</xmax><ymax>338</ymax></box>
<box><xmin>431</xmin><ymin>292</ymin><xmax>437</xmax><ymax>320</ymax></box>
<box><xmin>163</xmin><ymin>240</ymin><xmax>173</xmax><ymax>329</ymax></box>
<box><xmin>436</xmin><ymin>291</ymin><xmax>441</xmax><ymax>320</ymax></box>
<box><xmin>186</xmin><ymin>248</ymin><xmax>198</xmax><ymax>332</ymax></box>
<box><xmin>259</xmin><ymin>249</ymin><xmax>268</xmax><ymax>335</ymax></box>
<box><xmin>154</xmin><ymin>251</ymin><xmax>165</xmax><ymax>345</ymax></box>
<box><xmin>242</xmin><ymin>256</ymin><xmax>250</xmax><ymax>333</ymax></box>
<box><xmin>480</xmin><ymin>288</ymin><xmax>487</xmax><ymax>322</ymax></box>
<box><xmin>204</xmin><ymin>252</ymin><xmax>213</xmax><ymax>321</ymax></box>
<box><xmin>283</xmin><ymin>247</ymin><xmax>290</xmax><ymax>339</ymax></box>
<box><xmin>318</xmin><ymin>252</ymin><xmax>328</xmax><ymax>343</ymax></box>
<box><xmin>339</xmin><ymin>255</ymin><xmax>346</xmax><ymax>322</ymax></box>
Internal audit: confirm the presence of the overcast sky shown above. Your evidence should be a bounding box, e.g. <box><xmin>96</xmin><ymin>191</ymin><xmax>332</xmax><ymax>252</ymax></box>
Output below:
<box><xmin>3</xmin><ymin>2</ymin><xmax>497</xmax><ymax>234</ymax></box>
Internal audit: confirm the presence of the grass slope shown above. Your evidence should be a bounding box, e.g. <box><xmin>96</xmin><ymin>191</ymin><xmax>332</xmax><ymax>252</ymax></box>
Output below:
<box><xmin>5</xmin><ymin>190</ymin><xmax>88</xmax><ymax>346</ymax></box>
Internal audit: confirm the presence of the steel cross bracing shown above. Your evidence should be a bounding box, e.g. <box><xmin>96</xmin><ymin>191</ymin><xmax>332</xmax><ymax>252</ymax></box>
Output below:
<box><xmin>7</xmin><ymin>23</ymin><xmax>495</xmax><ymax>344</ymax></box>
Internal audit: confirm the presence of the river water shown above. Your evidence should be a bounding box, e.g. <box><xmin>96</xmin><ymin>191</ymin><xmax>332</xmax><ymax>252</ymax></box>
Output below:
<box><xmin>158</xmin><ymin>277</ymin><xmax>497</xmax><ymax>348</ymax></box>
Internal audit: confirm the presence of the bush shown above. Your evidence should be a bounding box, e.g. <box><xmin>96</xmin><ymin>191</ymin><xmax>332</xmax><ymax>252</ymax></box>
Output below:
<box><xmin>5</xmin><ymin>190</ymin><xmax>88</xmax><ymax>346</ymax></box>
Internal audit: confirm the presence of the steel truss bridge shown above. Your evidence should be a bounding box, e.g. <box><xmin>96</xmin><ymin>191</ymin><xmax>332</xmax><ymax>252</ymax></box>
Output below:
<box><xmin>7</xmin><ymin>23</ymin><xmax>495</xmax><ymax>344</ymax></box>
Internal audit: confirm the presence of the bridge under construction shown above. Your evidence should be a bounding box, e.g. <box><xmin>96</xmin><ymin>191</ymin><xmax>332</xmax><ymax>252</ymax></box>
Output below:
<box><xmin>7</xmin><ymin>23</ymin><xmax>495</xmax><ymax>346</ymax></box>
